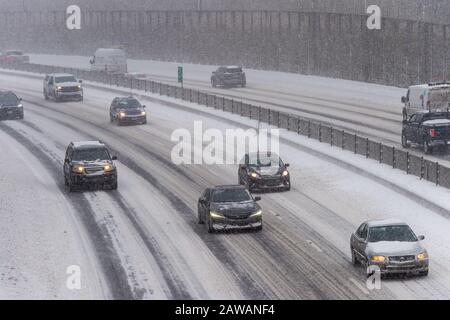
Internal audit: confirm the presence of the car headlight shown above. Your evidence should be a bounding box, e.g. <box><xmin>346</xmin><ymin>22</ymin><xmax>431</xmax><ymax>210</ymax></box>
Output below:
<box><xmin>104</xmin><ymin>164</ymin><xmax>115</xmax><ymax>172</ymax></box>
<box><xmin>141</xmin><ymin>111</ymin><xmax>146</xmax><ymax>116</ymax></box>
<box><xmin>417</xmin><ymin>252</ymin><xmax>428</xmax><ymax>261</ymax></box>
<box><xmin>77</xmin><ymin>85</ymin><xmax>82</xmax><ymax>89</ymax></box>
<box><xmin>210</xmin><ymin>211</ymin><xmax>225</xmax><ymax>219</ymax></box>
<box><xmin>119</xmin><ymin>112</ymin><xmax>126</xmax><ymax>117</ymax></box>
<box><xmin>250</xmin><ymin>209</ymin><xmax>262</xmax><ymax>218</ymax></box>
<box><xmin>18</xmin><ymin>104</ymin><xmax>23</xmax><ymax>108</ymax></box>
<box><xmin>56</xmin><ymin>86</ymin><xmax>62</xmax><ymax>90</ymax></box>
<box><xmin>371</xmin><ymin>255</ymin><xmax>386</xmax><ymax>262</ymax></box>
<box><xmin>250</xmin><ymin>172</ymin><xmax>259</xmax><ymax>179</ymax></box>
<box><xmin>282</xmin><ymin>170</ymin><xmax>289</xmax><ymax>177</ymax></box>
<box><xmin>72</xmin><ymin>165</ymin><xmax>85</xmax><ymax>173</ymax></box>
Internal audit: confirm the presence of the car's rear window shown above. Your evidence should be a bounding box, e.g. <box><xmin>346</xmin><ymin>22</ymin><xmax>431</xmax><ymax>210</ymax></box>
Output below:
<box><xmin>226</xmin><ymin>67</ymin><xmax>242</xmax><ymax>73</ymax></box>
<box><xmin>0</xmin><ymin>92</ymin><xmax>20</xmax><ymax>106</ymax></box>
<box><xmin>72</xmin><ymin>148</ymin><xmax>111</xmax><ymax>162</ymax></box>
<box><xmin>211</xmin><ymin>189</ymin><xmax>251</xmax><ymax>203</ymax></box>
<box><xmin>368</xmin><ymin>225</ymin><xmax>417</xmax><ymax>243</ymax></box>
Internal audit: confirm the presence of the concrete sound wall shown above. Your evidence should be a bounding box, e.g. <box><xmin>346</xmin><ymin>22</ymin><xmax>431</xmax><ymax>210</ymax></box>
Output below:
<box><xmin>0</xmin><ymin>9</ymin><xmax>449</xmax><ymax>87</ymax></box>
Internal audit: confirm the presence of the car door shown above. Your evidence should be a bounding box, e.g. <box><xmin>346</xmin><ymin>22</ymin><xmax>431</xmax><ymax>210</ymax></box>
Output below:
<box><xmin>63</xmin><ymin>147</ymin><xmax>73</xmax><ymax>177</ymax></box>
<box><xmin>352</xmin><ymin>223</ymin><xmax>368</xmax><ymax>261</ymax></box>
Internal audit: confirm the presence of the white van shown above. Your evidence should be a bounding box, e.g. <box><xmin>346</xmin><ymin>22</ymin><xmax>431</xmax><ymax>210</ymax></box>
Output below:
<box><xmin>90</xmin><ymin>48</ymin><xmax>127</xmax><ymax>74</ymax></box>
<box><xmin>402</xmin><ymin>82</ymin><xmax>450</xmax><ymax>119</ymax></box>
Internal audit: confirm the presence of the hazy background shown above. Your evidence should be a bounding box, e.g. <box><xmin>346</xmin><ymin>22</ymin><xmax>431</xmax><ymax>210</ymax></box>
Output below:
<box><xmin>0</xmin><ymin>0</ymin><xmax>449</xmax><ymax>23</ymax></box>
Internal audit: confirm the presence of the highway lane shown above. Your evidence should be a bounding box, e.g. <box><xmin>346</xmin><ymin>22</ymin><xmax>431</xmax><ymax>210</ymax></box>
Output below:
<box><xmin>1</xmin><ymin>73</ymin><xmax>450</xmax><ymax>299</ymax></box>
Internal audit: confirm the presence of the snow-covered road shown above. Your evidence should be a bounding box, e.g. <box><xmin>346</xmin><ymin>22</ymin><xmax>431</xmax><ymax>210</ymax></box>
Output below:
<box><xmin>1</xmin><ymin>71</ymin><xmax>450</xmax><ymax>299</ymax></box>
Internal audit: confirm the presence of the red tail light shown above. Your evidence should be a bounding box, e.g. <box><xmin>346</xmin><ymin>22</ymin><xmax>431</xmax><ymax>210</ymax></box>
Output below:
<box><xmin>430</xmin><ymin>128</ymin><xmax>437</xmax><ymax>137</ymax></box>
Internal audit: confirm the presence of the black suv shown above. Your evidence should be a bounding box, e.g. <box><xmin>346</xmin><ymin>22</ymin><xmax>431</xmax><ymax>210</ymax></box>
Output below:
<box><xmin>63</xmin><ymin>141</ymin><xmax>118</xmax><ymax>191</ymax></box>
<box><xmin>238</xmin><ymin>152</ymin><xmax>291</xmax><ymax>192</ymax></box>
<box><xmin>211</xmin><ymin>66</ymin><xmax>246</xmax><ymax>88</ymax></box>
<box><xmin>198</xmin><ymin>185</ymin><xmax>263</xmax><ymax>233</ymax></box>
<box><xmin>109</xmin><ymin>96</ymin><xmax>147</xmax><ymax>126</ymax></box>
<box><xmin>402</xmin><ymin>111</ymin><xmax>450</xmax><ymax>154</ymax></box>
<box><xmin>0</xmin><ymin>91</ymin><xmax>24</xmax><ymax>120</ymax></box>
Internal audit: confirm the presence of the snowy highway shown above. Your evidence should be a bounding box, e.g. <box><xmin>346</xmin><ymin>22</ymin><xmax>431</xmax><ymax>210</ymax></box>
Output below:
<box><xmin>28</xmin><ymin>54</ymin><xmax>450</xmax><ymax>167</ymax></box>
<box><xmin>1</xmin><ymin>71</ymin><xmax>450</xmax><ymax>299</ymax></box>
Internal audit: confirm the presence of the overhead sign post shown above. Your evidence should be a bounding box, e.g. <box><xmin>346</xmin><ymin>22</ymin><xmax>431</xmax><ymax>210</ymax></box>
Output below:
<box><xmin>178</xmin><ymin>66</ymin><xmax>183</xmax><ymax>88</ymax></box>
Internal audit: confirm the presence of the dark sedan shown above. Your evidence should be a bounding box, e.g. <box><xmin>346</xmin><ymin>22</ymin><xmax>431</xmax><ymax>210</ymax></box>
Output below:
<box><xmin>238</xmin><ymin>152</ymin><xmax>290</xmax><ymax>192</ymax></box>
<box><xmin>197</xmin><ymin>185</ymin><xmax>263</xmax><ymax>233</ymax></box>
<box><xmin>109</xmin><ymin>96</ymin><xmax>147</xmax><ymax>126</ymax></box>
<box><xmin>0</xmin><ymin>91</ymin><xmax>24</xmax><ymax>120</ymax></box>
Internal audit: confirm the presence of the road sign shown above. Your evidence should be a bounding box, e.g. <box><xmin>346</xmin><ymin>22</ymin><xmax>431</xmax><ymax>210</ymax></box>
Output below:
<box><xmin>178</xmin><ymin>66</ymin><xmax>183</xmax><ymax>85</ymax></box>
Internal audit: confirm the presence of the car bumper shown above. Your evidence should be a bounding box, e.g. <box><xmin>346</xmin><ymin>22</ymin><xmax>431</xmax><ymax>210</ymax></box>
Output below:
<box><xmin>249</xmin><ymin>177</ymin><xmax>290</xmax><ymax>191</ymax></box>
<box><xmin>72</xmin><ymin>172</ymin><xmax>117</xmax><ymax>186</ymax></box>
<box><xmin>118</xmin><ymin>115</ymin><xmax>146</xmax><ymax>124</ymax></box>
<box><xmin>55</xmin><ymin>91</ymin><xmax>83</xmax><ymax>100</ymax></box>
<box><xmin>221</xmin><ymin>79</ymin><xmax>244</xmax><ymax>86</ymax></box>
<box><xmin>211</xmin><ymin>217</ymin><xmax>262</xmax><ymax>230</ymax></box>
<box><xmin>428</xmin><ymin>140</ymin><xmax>448</xmax><ymax>147</ymax></box>
<box><xmin>371</xmin><ymin>260</ymin><xmax>429</xmax><ymax>275</ymax></box>
<box><xmin>0</xmin><ymin>108</ymin><xmax>23</xmax><ymax>119</ymax></box>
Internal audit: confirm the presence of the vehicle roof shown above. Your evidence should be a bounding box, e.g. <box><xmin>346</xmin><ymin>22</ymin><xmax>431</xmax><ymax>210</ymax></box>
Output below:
<box><xmin>226</xmin><ymin>66</ymin><xmax>242</xmax><ymax>69</ymax></box>
<box><xmin>366</xmin><ymin>219</ymin><xmax>407</xmax><ymax>228</ymax></box>
<box><xmin>212</xmin><ymin>185</ymin><xmax>246</xmax><ymax>190</ymax></box>
<box><xmin>115</xmin><ymin>96</ymin><xmax>138</xmax><ymax>100</ymax></box>
<box><xmin>47</xmin><ymin>73</ymin><xmax>76</xmax><ymax>77</ymax></box>
<box><xmin>95</xmin><ymin>48</ymin><xmax>126</xmax><ymax>54</ymax></box>
<box><xmin>71</xmin><ymin>141</ymin><xmax>106</xmax><ymax>149</ymax></box>
<box><xmin>409</xmin><ymin>83</ymin><xmax>450</xmax><ymax>90</ymax></box>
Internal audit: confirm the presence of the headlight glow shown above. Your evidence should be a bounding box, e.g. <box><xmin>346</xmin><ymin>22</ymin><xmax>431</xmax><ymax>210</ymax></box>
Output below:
<box><xmin>56</xmin><ymin>86</ymin><xmax>62</xmax><ymax>90</ymax></box>
<box><xmin>141</xmin><ymin>111</ymin><xmax>146</xmax><ymax>116</ymax></box>
<box><xmin>282</xmin><ymin>170</ymin><xmax>289</xmax><ymax>177</ymax></box>
<box><xmin>250</xmin><ymin>209</ymin><xmax>262</xmax><ymax>218</ymax></box>
<box><xmin>104</xmin><ymin>164</ymin><xmax>114</xmax><ymax>172</ymax></box>
<box><xmin>371</xmin><ymin>255</ymin><xmax>386</xmax><ymax>262</ymax></box>
<box><xmin>250</xmin><ymin>172</ymin><xmax>259</xmax><ymax>178</ymax></box>
<box><xmin>119</xmin><ymin>112</ymin><xmax>126</xmax><ymax>117</ymax></box>
<box><xmin>417</xmin><ymin>252</ymin><xmax>428</xmax><ymax>261</ymax></box>
<box><xmin>72</xmin><ymin>165</ymin><xmax>84</xmax><ymax>173</ymax></box>
<box><xmin>210</xmin><ymin>211</ymin><xmax>225</xmax><ymax>219</ymax></box>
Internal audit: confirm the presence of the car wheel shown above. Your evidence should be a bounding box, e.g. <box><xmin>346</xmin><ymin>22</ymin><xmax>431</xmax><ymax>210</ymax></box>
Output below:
<box><xmin>351</xmin><ymin>248</ymin><xmax>359</xmax><ymax>265</ymax></box>
<box><xmin>68</xmin><ymin>177</ymin><xmax>76</xmax><ymax>192</ymax></box>
<box><xmin>423</xmin><ymin>140</ymin><xmax>432</xmax><ymax>154</ymax></box>
<box><xmin>401</xmin><ymin>132</ymin><xmax>410</xmax><ymax>148</ymax></box>
<box><xmin>419</xmin><ymin>270</ymin><xmax>429</xmax><ymax>277</ymax></box>
<box><xmin>110</xmin><ymin>180</ymin><xmax>118</xmax><ymax>190</ymax></box>
<box><xmin>142</xmin><ymin>119</ymin><xmax>147</xmax><ymax>125</ymax></box>
<box><xmin>116</xmin><ymin>117</ymin><xmax>122</xmax><ymax>126</ymax></box>
<box><xmin>207</xmin><ymin>216</ymin><xmax>215</xmax><ymax>233</ymax></box>
<box><xmin>253</xmin><ymin>223</ymin><xmax>263</xmax><ymax>232</ymax></box>
<box><xmin>198</xmin><ymin>210</ymin><xmax>205</xmax><ymax>225</ymax></box>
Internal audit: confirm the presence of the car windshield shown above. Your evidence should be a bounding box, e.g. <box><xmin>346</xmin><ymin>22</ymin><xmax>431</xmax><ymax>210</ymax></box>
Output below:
<box><xmin>55</xmin><ymin>76</ymin><xmax>77</xmax><ymax>83</ymax></box>
<box><xmin>368</xmin><ymin>225</ymin><xmax>418</xmax><ymax>243</ymax></box>
<box><xmin>119</xmin><ymin>98</ymin><xmax>141</xmax><ymax>108</ymax></box>
<box><xmin>72</xmin><ymin>148</ymin><xmax>110</xmax><ymax>162</ymax></box>
<box><xmin>248</xmin><ymin>153</ymin><xmax>281</xmax><ymax>167</ymax></box>
<box><xmin>0</xmin><ymin>92</ymin><xmax>20</xmax><ymax>106</ymax></box>
<box><xmin>211</xmin><ymin>188</ymin><xmax>252</xmax><ymax>203</ymax></box>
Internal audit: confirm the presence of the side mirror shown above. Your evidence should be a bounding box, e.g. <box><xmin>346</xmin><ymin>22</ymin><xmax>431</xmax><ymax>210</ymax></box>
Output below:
<box><xmin>142</xmin><ymin>105</ymin><xmax>146</xmax><ymax>108</ymax></box>
<box><xmin>240</xmin><ymin>165</ymin><xmax>247</xmax><ymax>170</ymax></box>
<box><xmin>89</xmin><ymin>59</ymin><xmax>94</xmax><ymax>64</ymax></box>
<box><xmin>112</xmin><ymin>156</ymin><xmax>118</xmax><ymax>160</ymax></box>
<box><xmin>418</xmin><ymin>235</ymin><xmax>425</xmax><ymax>241</ymax></box>
<box><xmin>79</xmin><ymin>80</ymin><xmax>83</xmax><ymax>83</ymax></box>
<box><xmin>254</xmin><ymin>196</ymin><xmax>261</xmax><ymax>202</ymax></box>
<box><xmin>19</xmin><ymin>98</ymin><xmax>22</xmax><ymax>101</ymax></box>
<box><xmin>402</xmin><ymin>120</ymin><xmax>407</xmax><ymax>125</ymax></box>
<box><xmin>401</xmin><ymin>96</ymin><xmax>407</xmax><ymax>103</ymax></box>
<box><xmin>284</xmin><ymin>163</ymin><xmax>290</xmax><ymax>167</ymax></box>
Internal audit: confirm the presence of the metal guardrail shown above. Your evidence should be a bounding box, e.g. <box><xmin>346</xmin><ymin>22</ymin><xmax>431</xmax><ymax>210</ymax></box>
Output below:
<box><xmin>2</xmin><ymin>61</ymin><xmax>450</xmax><ymax>189</ymax></box>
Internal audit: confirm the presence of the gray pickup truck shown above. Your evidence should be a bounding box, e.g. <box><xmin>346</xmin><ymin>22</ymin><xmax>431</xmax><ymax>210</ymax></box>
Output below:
<box><xmin>43</xmin><ymin>73</ymin><xmax>83</xmax><ymax>102</ymax></box>
<box><xmin>402</xmin><ymin>111</ymin><xmax>450</xmax><ymax>154</ymax></box>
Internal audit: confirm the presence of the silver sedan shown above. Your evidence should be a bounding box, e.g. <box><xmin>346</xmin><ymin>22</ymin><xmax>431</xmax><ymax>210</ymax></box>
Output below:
<box><xmin>350</xmin><ymin>219</ymin><xmax>429</xmax><ymax>277</ymax></box>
